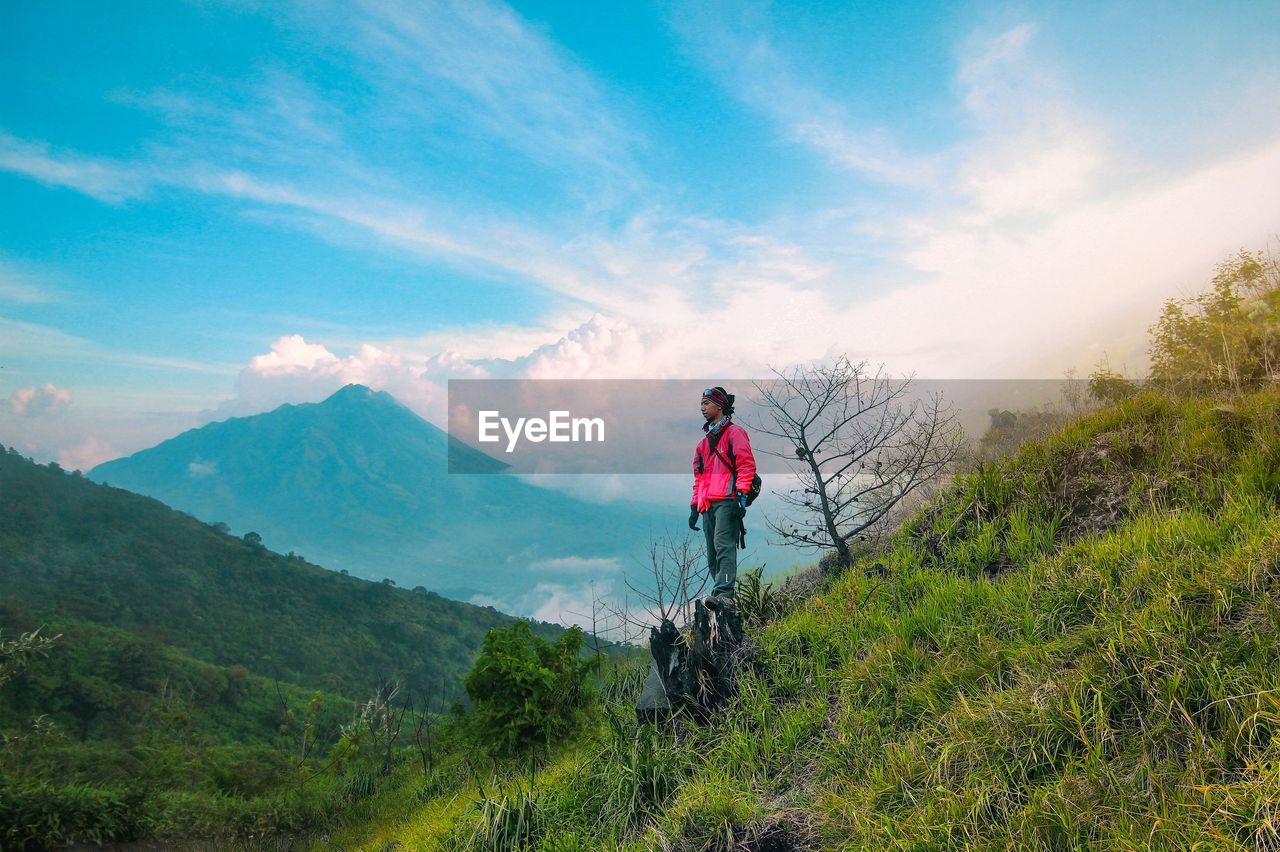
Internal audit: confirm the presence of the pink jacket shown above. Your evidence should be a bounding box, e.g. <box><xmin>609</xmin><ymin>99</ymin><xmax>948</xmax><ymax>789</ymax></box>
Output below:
<box><xmin>691</xmin><ymin>421</ymin><xmax>757</xmax><ymax>512</ymax></box>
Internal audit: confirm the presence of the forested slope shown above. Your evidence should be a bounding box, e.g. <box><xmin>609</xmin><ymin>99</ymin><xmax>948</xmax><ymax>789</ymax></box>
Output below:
<box><xmin>1</xmin><ymin>446</ymin><xmax>557</xmax><ymax>707</ymax></box>
<box><xmin>0</xmin><ymin>447</ymin><xmax>561</xmax><ymax>846</ymax></box>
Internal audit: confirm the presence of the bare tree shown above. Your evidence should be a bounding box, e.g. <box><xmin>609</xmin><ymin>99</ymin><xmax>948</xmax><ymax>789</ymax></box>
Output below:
<box><xmin>580</xmin><ymin>534</ymin><xmax>710</xmax><ymax>642</ymax></box>
<box><xmin>583</xmin><ymin>581</ymin><xmax>617</xmax><ymax>660</ymax></box>
<box><xmin>625</xmin><ymin>534</ymin><xmax>710</xmax><ymax>629</ymax></box>
<box><xmin>752</xmin><ymin>357</ymin><xmax>963</xmax><ymax>566</ymax></box>
<box><xmin>407</xmin><ymin>673</ymin><xmax>447</xmax><ymax>778</ymax></box>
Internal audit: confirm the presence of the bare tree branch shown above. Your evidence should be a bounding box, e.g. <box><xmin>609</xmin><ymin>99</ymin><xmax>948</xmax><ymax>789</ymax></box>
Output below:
<box><xmin>612</xmin><ymin>533</ymin><xmax>709</xmax><ymax>631</ymax></box>
<box><xmin>751</xmin><ymin>357</ymin><xmax>964</xmax><ymax>567</ymax></box>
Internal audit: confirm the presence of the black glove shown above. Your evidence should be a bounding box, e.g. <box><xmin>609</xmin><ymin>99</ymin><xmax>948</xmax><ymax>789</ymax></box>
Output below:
<box><xmin>688</xmin><ymin>506</ymin><xmax>700</xmax><ymax>530</ymax></box>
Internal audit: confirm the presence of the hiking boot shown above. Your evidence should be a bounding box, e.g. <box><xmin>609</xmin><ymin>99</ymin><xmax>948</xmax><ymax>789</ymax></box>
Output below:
<box><xmin>704</xmin><ymin>594</ymin><xmax>732</xmax><ymax>612</ymax></box>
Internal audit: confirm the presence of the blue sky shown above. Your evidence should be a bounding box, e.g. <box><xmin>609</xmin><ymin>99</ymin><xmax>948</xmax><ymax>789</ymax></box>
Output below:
<box><xmin>2</xmin><ymin>0</ymin><xmax>1279</xmax><ymax>470</ymax></box>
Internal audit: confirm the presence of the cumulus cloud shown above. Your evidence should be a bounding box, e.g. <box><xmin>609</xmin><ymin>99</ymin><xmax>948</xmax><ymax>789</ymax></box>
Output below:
<box><xmin>469</xmin><ymin>579</ymin><xmax>616</xmax><ymax>629</ymax></box>
<box><xmin>8</xmin><ymin>384</ymin><xmax>71</xmax><ymax>417</ymax></box>
<box><xmin>58</xmin><ymin>437</ymin><xmax>119</xmax><ymax>472</ymax></box>
<box><xmin>202</xmin><ymin>333</ymin><xmax>464</xmax><ymax>422</ymax></box>
<box><xmin>247</xmin><ymin>334</ymin><xmax>339</xmax><ymax>374</ymax></box>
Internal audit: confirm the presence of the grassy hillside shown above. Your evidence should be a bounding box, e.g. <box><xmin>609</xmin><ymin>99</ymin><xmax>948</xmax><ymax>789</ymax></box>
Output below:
<box><xmin>340</xmin><ymin>388</ymin><xmax>1280</xmax><ymax>849</ymax></box>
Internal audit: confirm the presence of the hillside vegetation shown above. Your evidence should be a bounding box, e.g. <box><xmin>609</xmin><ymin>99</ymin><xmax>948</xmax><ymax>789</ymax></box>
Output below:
<box><xmin>0</xmin><ymin>448</ymin><xmax>553</xmax><ymax>706</ymax></box>
<box><xmin>328</xmin><ymin>387</ymin><xmax>1279</xmax><ymax>849</ymax></box>
<box><xmin>0</xmin><ymin>450</ymin><xmax>561</xmax><ymax>847</ymax></box>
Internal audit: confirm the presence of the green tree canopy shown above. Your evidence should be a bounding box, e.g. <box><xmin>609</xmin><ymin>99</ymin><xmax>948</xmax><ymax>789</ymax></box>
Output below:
<box><xmin>1149</xmin><ymin>249</ymin><xmax>1280</xmax><ymax>391</ymax></box>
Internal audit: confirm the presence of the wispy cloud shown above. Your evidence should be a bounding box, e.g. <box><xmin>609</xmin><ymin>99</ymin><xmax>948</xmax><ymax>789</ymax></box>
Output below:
<box><xmin>0</xmin><ymin>261</ymin><xmax>57</xmax><ymax>304</ymax></box>
<box><xmin>948</xmin><ymin>23</ymin><xmax>1109</xmax><ymax>219</ymax></box>
<box><xmin>0</xmin><ymin>132</ymin><xmax>147</xmax><ymax>203</ymax></box>
<box><xmin>352</xmin><ymin>0</ymin><xmax>640</xmax><ymax>187</ymax></box>
<box><xmin>528</xmin><ymin>556</ymin><xmax>623</xmax><ymax>575</ymax></box>
<box><xmin>669</xmin><ymin>10</ymin><xmax>934</xmax><ymax>186</ymax></box>
<box><xmin>2</xmin><ymin>1</ymin><xmax>830</xmax><ymax>340</ymax></box>
<box><xmin>0</xmin><ymin>316</ymin><xmax>238</xmax><ymax>377</ymax></box>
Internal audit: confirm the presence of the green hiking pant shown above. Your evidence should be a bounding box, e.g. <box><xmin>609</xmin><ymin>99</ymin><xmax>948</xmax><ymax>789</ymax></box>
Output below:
<box><xmin>702</xmin><ymin>499</ymin><xmax>741</xmax><ymax>598</ymax></box>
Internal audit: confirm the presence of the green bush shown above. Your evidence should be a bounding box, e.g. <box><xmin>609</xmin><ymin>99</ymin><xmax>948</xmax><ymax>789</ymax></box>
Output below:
<box><xmin>463</xmin><ymin>622</ymin><xmax>594</xmax><ymax>756</ymax></box>
<box><xmin>0</xmin><ymin>782</ymin><xmax>139</xmax><ymax>849</ymax></box>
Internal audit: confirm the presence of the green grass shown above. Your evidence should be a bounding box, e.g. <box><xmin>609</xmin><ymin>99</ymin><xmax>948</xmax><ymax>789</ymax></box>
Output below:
<box><xmin>328</xmin><ymin>388</ymin><xmax>1280</xmax><ymax>850</ymax></box>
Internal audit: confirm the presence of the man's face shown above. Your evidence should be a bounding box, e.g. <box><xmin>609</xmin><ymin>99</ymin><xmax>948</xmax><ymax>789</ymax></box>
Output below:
<box><xmin>700</xmin><ymin>398</ymin><xmax>722</xmax><ymax>421</ymax></box>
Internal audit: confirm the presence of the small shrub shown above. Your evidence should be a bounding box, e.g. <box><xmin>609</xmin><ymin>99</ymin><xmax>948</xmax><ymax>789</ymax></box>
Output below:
<box><xmin>463</xmin><ymin>622</ymin><xmax>595</xmax><ymax>756</ymax></box>
<box><xmin>736</xmin><ymin>568</ymin><xmax>782</xmax><ymax>627</ymax></box>
<box><xmin>453</xmin><ymin>786</ymin><xmax>543</xmax><ymax>851</ymax></box>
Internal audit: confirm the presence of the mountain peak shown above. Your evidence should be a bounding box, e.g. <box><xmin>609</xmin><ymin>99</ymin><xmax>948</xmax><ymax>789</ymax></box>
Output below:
<box><xmin>325</xmin><ymin>383</ymin><xmax>379</xmax><ymax>403</ymax></box>
<box><xmin>321</xmin><ymin>384</ymin><xmax>410</xmax><ymax>413</ymax></box>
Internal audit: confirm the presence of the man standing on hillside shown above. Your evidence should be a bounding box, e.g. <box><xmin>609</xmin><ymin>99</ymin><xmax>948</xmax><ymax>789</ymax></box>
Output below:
<box><xmin>689</xmin><ymin>386</ymin><xmax>756</xmax><ymax>606</ymax></box>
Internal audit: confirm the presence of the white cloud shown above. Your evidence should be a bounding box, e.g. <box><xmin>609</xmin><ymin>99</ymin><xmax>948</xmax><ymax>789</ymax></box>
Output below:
<box><xmin>204</xmin><ymin>333</ymin><xmax>459</xmax><ymax>422</ymax></box>
<box><xmin>521</xmin><ymin>580</ymin><xmax>616</xmax><ymax>629</ymax></box>
<box><xmin>0</xmin><ymin>262</ymin><xmax>56</xmax><ymax>304</ymax></box>
<box><xmin>528</xmin><ymin>556</ymin><xmax>622</xmax><ymax>574</ymax></box>
<box><xmin>353</xmin><ymin>0</ymin><xmax>637</xmax><ymax>183</ymax></box>
<box><xmin>8</xmin><ymin>384</ymin><xmax>71</xmax><ymax>417</ymax></box>
<box><xmin>958</xmin><ymin>129</ymin><xmax>1106</xmax><ymax>218</ymax></box>
<box><xmin>468</xmin><ymin>579</ymin><xmax>618</xmax><ymax>630</ymax></box>
<box><xmin>950</xmin><ymin>24</ymin><xmax>1109</xmax><ymax>219</ymax></box>
<box><xmin>669</xmin><ymin>13</ymin><xmax>933</xmax><ymax>186</ymax></box>
<box><xmin>247</xmin><ymin>334</ymin><xmax>340</xmax><ymax>374</ymax></box>
<box><xmin>58</xmin><ymin>437</ymin><xmax>119</xmax><ymax>472</ymax></box>
<box><xmin>876</xmin><ymin>138</ymin><xmax>1280</xmax><ymax>376</ymax></box>
<box><xmin>956</xmin><ymin>23</ymin><xmax>1041</xmax><ymax>116</ymax></box>
<box><xmin>0</xmin><ymin>132</ymin><xmax>146</xmax><ymax>203</ymax></box>
<box><xmin>187</xmin><ymin>459</ymin><xmax>218</xmax><ymax>478</ymax></box>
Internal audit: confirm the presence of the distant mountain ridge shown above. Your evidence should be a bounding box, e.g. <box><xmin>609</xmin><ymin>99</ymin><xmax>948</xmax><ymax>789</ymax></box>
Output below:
<box><xmin>90</xmin><ymin>384</ymin><xmax>676</xmax><ymax>606</ymax></box>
